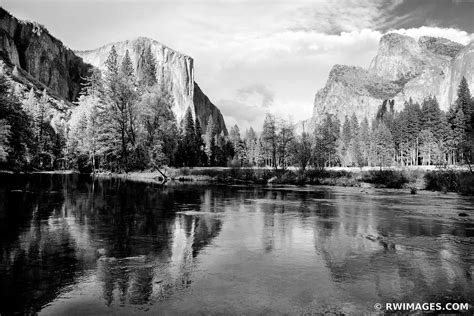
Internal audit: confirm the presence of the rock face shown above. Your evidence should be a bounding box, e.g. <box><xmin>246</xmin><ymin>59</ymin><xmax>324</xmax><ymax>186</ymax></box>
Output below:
<box><xmin>194</xmin><ymin>82</ymin><xmax>228</xmax><ymax>134</ymax></box>
<box><xmin>0</xmin><ymin>7</ymin><xmax>92</xmax><ymax>101</ymax></box>
<box><xmin>312</xmin><ymin>33</ymin><xmax>474</xmax><ymax>125</ymax></box>
<box><xmin>76</xmin><ymin>37</ymin><xmax>227</xmax><ymax>135</ymax></box>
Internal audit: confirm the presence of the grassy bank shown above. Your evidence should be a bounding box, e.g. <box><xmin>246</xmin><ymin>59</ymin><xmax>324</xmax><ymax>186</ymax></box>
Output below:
<box><xmin>95</xmin><ymin>166</ymin><xmax>474</xmax><ymax>195</ymax></box>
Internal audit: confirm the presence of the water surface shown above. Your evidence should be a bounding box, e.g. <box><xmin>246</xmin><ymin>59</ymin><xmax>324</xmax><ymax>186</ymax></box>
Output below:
<box><xmin>0</xmin><ymin>174</ymin><xmax>473</xmax><ymax>314</ymax></box>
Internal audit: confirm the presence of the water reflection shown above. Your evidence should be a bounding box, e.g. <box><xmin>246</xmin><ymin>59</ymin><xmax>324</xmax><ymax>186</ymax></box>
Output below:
<box><xmin>0</xmin><ymin>175</ymin><xmax>473</xmax><ymax>314</ymax></box>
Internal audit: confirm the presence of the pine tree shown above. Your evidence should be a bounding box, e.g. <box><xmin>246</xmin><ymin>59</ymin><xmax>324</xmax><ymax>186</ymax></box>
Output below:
<box><xmin>419</xmin><ymin>129</ymin><xmax>439</xmax><ymax>165</ymax></box>
<box><xmin>277</xmin><ymin>120</ymin><xmax>295</xmax><ymax>170</ymax></box>
<box><xmin>204</xmin><ymin>115</ymin><xmax>216</xmax><ymax>165</ymax></box>
<box><xmin>100</xmin><ymin>45</ymin><xmax>134</xmax><ymax>170</ymax></box>
<box><xmin>341</xmin><ymin>115</ymin><xmax>352</xmax><ymax>166</ymax></box>
<box><xmin>121</xmin><ymin>50</ymin><xmax>134</xmax><ymax>78</ymax></box>
<box><xmin>195</xmin><ymin>118</ymin><xmax>206</xmax><ymax>166</ymax></box>
<box><xmin>313</xmin><ymin>114</ymin><xmax>340</xmax><ymax>169</ymax></box>
<box><xmin>359</xmin><ymin>117</ymin><xmax>370</xmax><ymax>166</ymax></box>
<box><xmin>421</xmin><ymin>96</ymin><xmax>442</xmax><ymax>135</ymax></box>
<box><xmin>244</xmin><ymin>127</ymin><xmax>257</xmax><ymax>166</ymax></box>
<box><xmin>0</xmin><ymin>72</ymin><xmax>34</xmax><ymax>169</ymax></box>
<box><xmin>229</xmin><ymin>124</ymin><xmax>241</xmax><ymax>154</ymax></box>
<box><xmin>262</xmin><ymin>114</ymin><xmax>278</xmax><ymax>169</ymax></box>
<box><xmin>447</xmin><ymin>77</ymin><xmax>473</xmax><ymax>165</ymax></box>
<box><xmin>138</xmin><ymin>45</ymin><xmax>157</xmax><ymax>87</ymax></box>
<box><xmin>36</xmin><ymin>89</ymin><xmax>51</xmax><ymax>155</ymax></box>
<box><xmin>105</xmin><ymin>45</ymin><xmax>119</xmax><ymax>83</ymax></box>
<box><xmin>370</xmin><ymin>122</ymin><xmax>394</xmax><ymax>168</ymax></box>
<box><xmin>178</xmin><ymin>107</ymin><xmax>198</xmax><ymax>166</ymax></box>
<box><xmin>397</xmin><ymin>99</ymin><xmax>422</xmax><ymax>165</ymax></box>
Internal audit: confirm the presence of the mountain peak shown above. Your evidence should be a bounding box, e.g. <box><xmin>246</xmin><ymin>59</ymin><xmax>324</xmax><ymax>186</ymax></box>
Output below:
<box><xmin>76</xmin><ymin>37</ymin><xmax>190</xmax><ymax>60</ymax></box>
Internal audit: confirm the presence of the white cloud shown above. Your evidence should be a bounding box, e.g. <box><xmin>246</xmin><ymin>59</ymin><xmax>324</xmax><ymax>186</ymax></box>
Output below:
<box><xmin>391</xmin><ymin>26</ymin><xmax>474</xmax><ymax>44</ymax></box>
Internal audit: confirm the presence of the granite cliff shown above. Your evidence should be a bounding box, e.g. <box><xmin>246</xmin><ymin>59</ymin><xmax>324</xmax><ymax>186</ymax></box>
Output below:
<box><xmin>0</xmin><ymin>7</ymin><xmax>92</xmax><ymax>101</ymax></box>
<box><xmin>311</xmin><ymin>33</ymin><xmax>473</xmax><ymax>125</ymax></box>
<box><xmin>0</xmin><ymin>7</ymin><xmax>227</xmax><ymax>135</ymax></box>
<box><xmin>76</xmin><ymin>38</ymin><xmax>227</xmax><ymax>135</ymax></box>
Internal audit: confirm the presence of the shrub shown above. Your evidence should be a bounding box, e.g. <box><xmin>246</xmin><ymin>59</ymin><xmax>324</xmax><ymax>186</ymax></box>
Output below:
<box><xmin>77</xmin><ymin>154</ymin><xmax>92</xmax><ymax>174</ymax></box>
<box><xmin>457</xmin><ymin>173</ymin><xmax>474</xmax><ymax>195</ymax></box>
<box><xmin>361</xmin><ymin>170</ymin><xmax>409</xmax><ymax>189</ymax></box>
<box><xmin>279</xmin><ymin>170</ymin><xmax>297</xmax><ymax>184</ymax></box>
<box><xmin>424</xmin><ymin>170</ymin><xmax>459</xmax><ymax>192</ymax></box>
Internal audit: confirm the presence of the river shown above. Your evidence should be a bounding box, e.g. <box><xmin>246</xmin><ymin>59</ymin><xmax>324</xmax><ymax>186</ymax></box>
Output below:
<box><xmin>0</xmin><ymin>174</ymin><xmax>473</xmax><ymax>314</ymax></box>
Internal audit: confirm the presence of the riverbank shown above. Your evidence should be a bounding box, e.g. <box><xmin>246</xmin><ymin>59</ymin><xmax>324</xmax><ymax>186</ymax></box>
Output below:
<box><xmin>93</xmin><ymin>166</ymin><xmax>474</xmax><ymax>195</ymax></box>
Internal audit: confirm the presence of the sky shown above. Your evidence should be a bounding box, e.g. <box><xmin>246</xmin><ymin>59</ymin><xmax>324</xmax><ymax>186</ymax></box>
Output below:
<box><xmin>3</xmin><ymin>0</ymin><xmax>474</xmax><ymax>131</ymax></box>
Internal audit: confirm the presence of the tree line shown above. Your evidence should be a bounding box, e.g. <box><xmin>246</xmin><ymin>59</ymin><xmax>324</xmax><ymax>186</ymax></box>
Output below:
<box><xmin>227</xmin><ymin>77</ymin><xmax>474</xmax><ymax>171</ymax></box>
<box><xmin>0</xmin><ymin>45</ymin><xmax>473</xmax><ymax>173</ymax></box>
<box><xmin>0</xmin><ymin>46</ymin><xmax>234</xmax><ymax>172</ymax></box>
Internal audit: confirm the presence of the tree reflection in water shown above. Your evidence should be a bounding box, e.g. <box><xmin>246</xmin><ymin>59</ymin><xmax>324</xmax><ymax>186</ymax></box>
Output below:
<box><xmin>0</xmin><ymin>175</ymin><xmax>473</xmax><ymax>314</ymax></box>
<box><xmin>0</xmin><ymin>174</ymin><xmax>222</xmax><ymax>314</ymax></box>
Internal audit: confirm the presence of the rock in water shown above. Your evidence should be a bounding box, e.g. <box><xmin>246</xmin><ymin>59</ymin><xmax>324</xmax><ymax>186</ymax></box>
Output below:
<box><xmin>310</xmin><ymin>33</ymin><xmax>473</xmax><ymax>126</ymax></box>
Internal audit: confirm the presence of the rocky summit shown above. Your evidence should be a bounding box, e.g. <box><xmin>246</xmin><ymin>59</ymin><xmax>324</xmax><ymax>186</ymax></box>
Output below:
<box><xmin>311</xmin><ymin>32</ymin><xmax>474</xmax><ymax>126</ymax></box>
<box><xmin>0</xmin><ymin>8</ymin><xmax>227</xmax><ymax>135</ymax></box>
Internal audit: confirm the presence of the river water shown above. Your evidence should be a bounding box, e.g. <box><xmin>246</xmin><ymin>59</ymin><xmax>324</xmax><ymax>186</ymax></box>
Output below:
<box><xmin>0</xmin><ymin>174</ymin><xmax>473</xmax><ymax>314</ymax></box>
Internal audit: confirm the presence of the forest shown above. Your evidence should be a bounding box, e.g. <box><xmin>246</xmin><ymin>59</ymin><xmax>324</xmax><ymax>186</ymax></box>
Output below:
<box><xmin>0</xmin><ymin>45</ymin><xmax>473</xmax><ymax>173</ymax></box>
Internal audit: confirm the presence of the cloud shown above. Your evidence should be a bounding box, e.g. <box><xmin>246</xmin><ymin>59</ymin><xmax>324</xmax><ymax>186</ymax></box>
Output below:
<box><xmin>391</xmin><ymin>26</ymin><xmax>474</xmax><ymax>44</ymax></box>
<box><xmin>236</xmin><ymin>84</ymin><xmax>274</xmax><ymax>108</ymax></box>
<box><xmin>216</xmin><ymin>99</ymin><xmax>268</xmax><ymax>131</ymax></box>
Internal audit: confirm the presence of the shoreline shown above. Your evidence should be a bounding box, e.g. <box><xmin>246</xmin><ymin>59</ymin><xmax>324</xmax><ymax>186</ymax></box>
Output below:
<box><xmin>1</xmin><ymin>167</ymin><xmax>473</xmax><ymax>195</ymax></box>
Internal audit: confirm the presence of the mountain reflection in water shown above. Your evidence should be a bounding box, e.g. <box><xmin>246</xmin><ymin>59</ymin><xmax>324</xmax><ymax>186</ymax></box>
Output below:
<box><xmin>0</xmin><ymin>174</ymin><xmax>473</xmax><ymax>315</ymax></box>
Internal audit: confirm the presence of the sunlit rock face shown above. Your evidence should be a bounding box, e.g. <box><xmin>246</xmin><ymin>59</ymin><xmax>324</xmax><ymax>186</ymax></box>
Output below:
<box><xmin>0</xmin><ymin>7</ymin><xmax>92</xmax><ymax>101</ymax></box>
<box><xmin>312</xmin><ymin>64</ymin><xmax>395</xmax><ymax>125</ymax></box>
<box><xmin>449</xmin><ymin>42</ymin><xmax>474</xmax><ymax>105</ymax></box>
<box><xmin>311</xmin><ymin>33</ymin><xmax>473</xmax><ymax>125</ymax></box>
<box><xmin>76</xmin><ymin>37</ymin><xmax>227</xmax><ymax>135</ymax></box>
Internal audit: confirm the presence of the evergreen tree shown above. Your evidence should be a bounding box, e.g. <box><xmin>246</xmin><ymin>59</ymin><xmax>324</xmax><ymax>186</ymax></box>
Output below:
<box><xmin>370</xmin><ymin>122</ymin><xmax>394</xmax><ymax>168</ymax></box>
<box><xmin>204</xmin><ymin>115</ymin><xmax>216</xmax><ymax>166</ymax></box>
<box><xmin>98</xmin><ymin>46</ymin><xmax>139</xmax><ymax>170</ymax></box>
<box><xmin>313</xmin><ymin>114</ymin><xmax>340</xmax><ymax>169</ymax></box>
<box><xmin>348</xmin><ymin>113</ymin><xmax>363</xmax><ymax>166</ymax></box>
<box><xmin>121</xmin><ymin>50</ymin><xmax>134</xmax><ymax>78</ymax></box>
<box><xmin>138</xmin><ymin>45</ymin><xmax>157</xmax><ymax>87</ymax></box>
<box><xmin>341</xmin><ymin>115</ymin><xmax>352</xmax><ymax>166</ymax></box>
<box><xmin>398</xmin><ymin>99</ymin><xmax>422</xmax><ymax>165</ymax></box>
<box><xmin>277</xmin><ymin>120</ymin><xmax>295</xmax><ymax>170</ymax></box>
<box><xmin>229</xmin><ymin>124</ymin><xmax>241</xmax><ymax>155</ymax></box>
<box><xmin>262</xmin><ymin>113</ymin><xmax>278</xmax><ymax>169</ymax></box>
<box><xmin>195</xmin><ymin>118</ymin><xmax>206</xmax><ymax>166</ymax></box>
<box><xmin>359</xmin><ymin>117</ymin><xmax>370</xmax><ymax>166</ymax></box>
<box><xmin>177</xmin><ymin>107</ymin><xmax>199</xmax><ymax>166</ymax></box>
<box><xmin>421</xmin><ymin>96</ymin><xmax>442</xmax><ymax>136</ymax></box>
<box><xmin>0</xmin><ymin>72</ymin><xmax>34</xmax><ymax>169</ymax></box>
<box><xmin>447</xmin><ymin>77</ymin><xmax>473</xmax><ymax>165</ymax></box>
<box><xmin>244</xmin><ymin>127</ymin><xmax>258</xmax><ymax>166</ymax></box>
<box><xmin>419</xmin><ymin>129</ymin><xmax>439</xmax><ymax>165</ymax></box>
<box><xmin>137</xmin><ymin>91</ymin><xmax>178</xmax><ymax>169</ymax></box>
